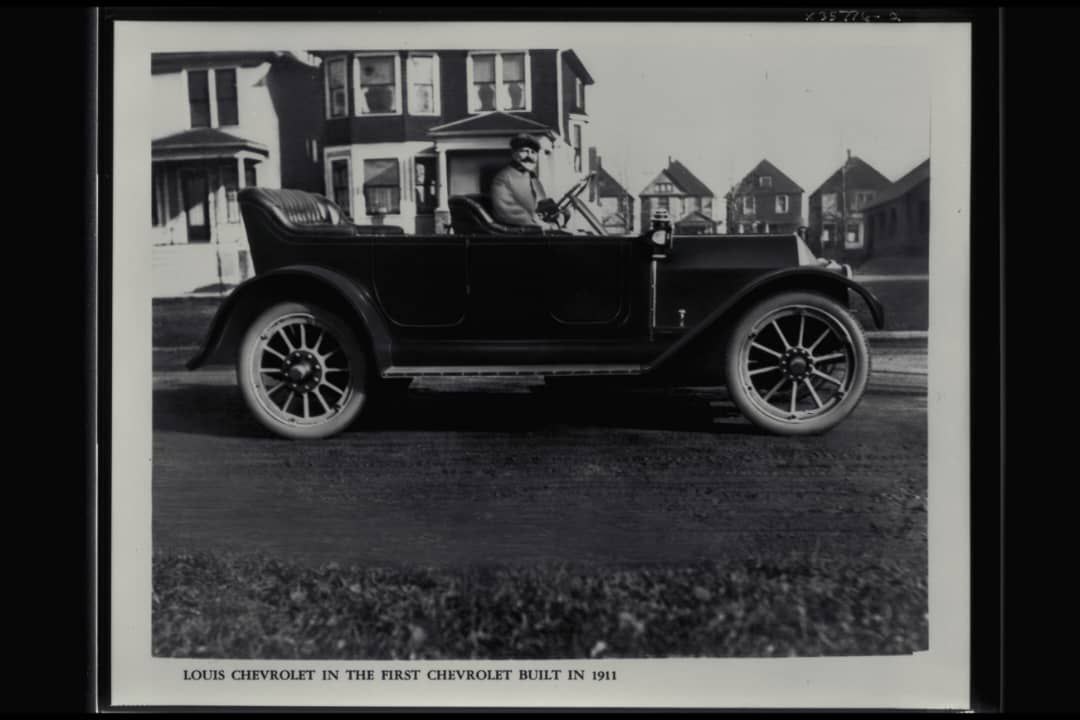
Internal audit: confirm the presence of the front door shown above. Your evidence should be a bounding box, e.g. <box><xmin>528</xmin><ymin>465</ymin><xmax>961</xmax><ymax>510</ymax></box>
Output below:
<box><xmin>413</xmin><ymin>156</ymin><xmax>437</xmax><ymax>234</ymax></box>
<box><xmin>181</xmin><ymin>169</ymin><xmax>210</xmax><ymax>242</ymax></box>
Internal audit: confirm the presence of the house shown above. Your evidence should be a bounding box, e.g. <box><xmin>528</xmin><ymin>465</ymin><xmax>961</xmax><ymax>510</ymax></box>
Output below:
<box><xmin>639</xmin><ymin>158</ymin><xmax>717</xmax><ymax>235</ymax></box>
<box><xmin>807</xmin><ymin>151</ymin><xmax>893</xmax><ymax>261</ymax></box>
<box><xmin>587</xmin><ymin>148</ymin><xmax>635</xmax><ymax>234</ymax></box>
<box><xmin>861</xmin><ymin>158</ymin><xmax>930</xmax><ymax>259</ymax></box>
<box><xmin>725</xmin><ymin>159</ymin><xmax>804</xmax><ymax>235</ymax></box>
<box><xmin>150</xmin><ymin>51</ymin><xmax>323</xmax><ymax>296</ymax></box>
<box><xmin>311</xmin><ymin>48</ymin><xmax>599</xmax><ymax>234</ymax></box>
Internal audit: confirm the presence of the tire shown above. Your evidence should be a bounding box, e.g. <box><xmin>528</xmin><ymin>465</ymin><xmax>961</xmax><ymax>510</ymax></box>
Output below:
<box><xmin>724</xmin><ymin>291</ymin><xmax>870</xmax><ymax>435</ymax></box>
<box><xmin>237</xmin><ymin>301</ymin><xmax>369</xmax><ymax>439</ymax></box>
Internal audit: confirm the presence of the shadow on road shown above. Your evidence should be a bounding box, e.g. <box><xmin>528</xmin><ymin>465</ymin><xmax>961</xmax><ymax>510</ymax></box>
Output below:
<box><xmin>153</xmin><ymin>382</ymin><xmax>760</xmax><ymax>438</ymax></box>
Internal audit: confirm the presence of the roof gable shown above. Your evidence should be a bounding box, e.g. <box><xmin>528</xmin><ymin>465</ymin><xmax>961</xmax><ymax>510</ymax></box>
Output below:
<box><xmin>862</xmin><ymin>159</ymin><xmax>930</xmax><ymax>210</ymax></box>
<box><xmin>810</xmin><ymin>156</ymin><xmax>892</xmax><ymax>196</ymax></box>
<box><xmin>428</xmin><ymin>111</ymin><xmax>554</xmax><ymax>137</ymax></box>
<box><xmin>665</xmin><ymin>159</ymin><xmax>714</xmax><ymax>197</ymax></box>
<box><xmin>596</xmin><ymin>166</ymin><xmax>630</xmax><ymax>198</ymax></box>
<box><xmin>733</xmin><ymin>159</ymin><xmax>803</xmax><ymax>195</ymax></box>
<box><xmin>640</xmin><ymin>170</ymin><xmax>678</xmax><ymax>196</ymax></box>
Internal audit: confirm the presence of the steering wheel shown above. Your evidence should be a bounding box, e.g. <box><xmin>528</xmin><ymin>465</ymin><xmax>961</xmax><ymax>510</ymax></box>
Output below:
<box><xmin>540</xmin><ymin>172</ymin><xmax>595</xmax><ymax>228</ymax></box>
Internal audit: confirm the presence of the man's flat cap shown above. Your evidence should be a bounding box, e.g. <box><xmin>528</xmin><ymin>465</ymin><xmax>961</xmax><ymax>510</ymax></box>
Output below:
<box><xmin>510</xmin><ymin>133</ymin><xmax>541</xmax><ymax>151</ymax></box>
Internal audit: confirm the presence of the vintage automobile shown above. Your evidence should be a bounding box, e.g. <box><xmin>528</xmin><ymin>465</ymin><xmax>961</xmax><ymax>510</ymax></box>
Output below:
<box><xmin>188</xmin><ymin>175</ymin><xmax>883</xmax><ymax>439</ymax></box>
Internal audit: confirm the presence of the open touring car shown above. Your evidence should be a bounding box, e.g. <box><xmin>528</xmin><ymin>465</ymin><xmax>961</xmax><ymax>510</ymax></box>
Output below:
<box><xmin>188</xmin><ymin>174</ymin><xmax>884</xmax><ymax>439</ymax></box>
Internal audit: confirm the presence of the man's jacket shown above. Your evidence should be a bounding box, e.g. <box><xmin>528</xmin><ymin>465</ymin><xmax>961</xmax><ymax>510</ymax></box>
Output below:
<box><xmin>491</xmin><ymin>163</ymin><xmax>548</xmax><ymax>227</ymax></box>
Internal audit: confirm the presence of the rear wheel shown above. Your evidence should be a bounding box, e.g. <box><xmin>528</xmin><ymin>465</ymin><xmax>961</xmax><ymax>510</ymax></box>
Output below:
<box><xmin>724</xmin><ymin>291</ymin><xmax>870</xmax><ymax>435</ymax></box>
<box><xmin>237</xmin><ymin>301</ymin><xmax>369</xmax><ymax>439</ymax></box>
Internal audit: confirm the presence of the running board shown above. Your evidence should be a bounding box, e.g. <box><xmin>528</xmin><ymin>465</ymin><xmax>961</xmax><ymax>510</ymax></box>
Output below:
<box><xmin>382</xmin><ymin>364</ymin><xmax>645</xmax><ymax>378</ymax></box>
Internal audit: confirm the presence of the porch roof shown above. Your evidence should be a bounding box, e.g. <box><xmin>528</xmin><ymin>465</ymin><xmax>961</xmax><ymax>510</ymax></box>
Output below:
<box><xmin>428</xmin><ymin>111</ymin><xmax>556</xmax><ymax>139</ymax></box>
<box><xmin>152</xmin><ymin>128</ymin><xmax>269</xmax><ymax>161</ymax></box>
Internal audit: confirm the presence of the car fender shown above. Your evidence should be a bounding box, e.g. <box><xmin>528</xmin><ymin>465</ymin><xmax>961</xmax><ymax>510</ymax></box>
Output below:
<box><xmin>186</xmin><ymin>265</ymin><xmax>393</xmax><ymax>372</ymax></box>
<box><xmin>647</xmin><ymin>266</ymin><xmax>884</xmax><ymax>373</ymax></box>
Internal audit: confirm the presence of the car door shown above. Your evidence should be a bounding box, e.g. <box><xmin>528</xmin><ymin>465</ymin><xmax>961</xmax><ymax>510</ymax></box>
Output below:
<box><xmin>544</xmin><ymin>235</ymin><xmax>631</xmax><ymax>336</ymax></box>
<box><xmin>372</xmin><ymin>235</ymin><xmax>468</xmax><ymax>333</ymax></box>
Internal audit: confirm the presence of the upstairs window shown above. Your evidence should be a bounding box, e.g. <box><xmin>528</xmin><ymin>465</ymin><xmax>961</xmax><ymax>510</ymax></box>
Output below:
<box><xmin>821</xmin><ymin>192</ymin><xmax>838</xmax><ymax>215</ymax></box>
<box><xmin>187</xmin><ymin>70</ymin><xmax>211</xmax><ymax>128</ymax></box>
<box><xmin>363</xmin><ymin>158</ymin><xmax>401</xmax><ymax>215</ymax></box>
<box><xmin>214</xmin><ymin>68</ymin><xmax>238</xmax><ymax>127</ymax></box>
<box><xmin>356</xmin><ymin>55</ymin><xmax>400</xmax><ymax>115</ymax></box>
<box><xmin>759</xmin><ymin>175</ymin><xmax>772</xmax><ymax>188</ymax></box>
<box><xmin>743</xmin><ymin>195</ymin><xmax>755</xmax><ymax>213</ymax></box>
<box><xmin>852</xmin><ymin>190</ymin><xmax>875</xmax><ymax>210</ymax></box>
<box><xmin>407</xmin><ymin>54</ymin><xmax>439</xmax><ymax>115</ymax></box>
<box><xmin>574</xmin><ymin>76</ymin><xmax>585</xmax><ymax>112</ymax></box>
<box><xmin>326</xmin><ymin>57</ymin><xmax>348</xmax><ymax>118</ymax></box>
<box><xmin>188</xmin><ymin>68</ymin><xmax>240</xmax><ymax>129</ymax></box>
<box><xmin>468</xmin><ymin>51</ymin><xmax>530</xmax><ymax>112</ymax></box>
<box><xmin>656</xmin><ymin>182</ymin><xmax>673</xmax><ymax>193</ymax></box>
<box><xmin>775</xmin><ymin>194</ymin><xmax>789</xmax><ymax>214</ymax></box>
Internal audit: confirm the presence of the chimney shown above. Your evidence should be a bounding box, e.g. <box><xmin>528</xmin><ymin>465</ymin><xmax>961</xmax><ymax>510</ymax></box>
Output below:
<box><xmin>668</xmin><ymin>155</ymin><xmax>672</xmax><ymax>165</ymax></box>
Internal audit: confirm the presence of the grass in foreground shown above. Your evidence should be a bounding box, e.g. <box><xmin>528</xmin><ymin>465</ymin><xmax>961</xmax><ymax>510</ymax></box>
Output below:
<box><xmin>153</xmin><ymin>552</ymin><xmax>927</xmax><ymax>659</ymax></box>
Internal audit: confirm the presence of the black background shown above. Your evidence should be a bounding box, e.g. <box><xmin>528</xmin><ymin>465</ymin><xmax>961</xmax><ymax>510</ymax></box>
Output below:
<box><xmin>4</xmin><ymin>5</ymin><xmax>1057</xmax><ymax>714</ymax></box>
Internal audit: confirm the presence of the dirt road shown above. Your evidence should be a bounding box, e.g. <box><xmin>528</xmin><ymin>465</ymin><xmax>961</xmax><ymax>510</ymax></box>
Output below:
<box><xmin>151</xmin><ymin>345</ymin><xmax>927</xmax><ymax>569</ymax></box>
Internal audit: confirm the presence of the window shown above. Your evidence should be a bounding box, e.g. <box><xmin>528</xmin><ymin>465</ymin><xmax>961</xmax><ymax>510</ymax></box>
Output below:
<box><xmin>363</xmin><ymin>158</ymin><xmax>401</xmax><ymax>215</ymax></box>
<box><xmin>187</xmin><ymin>70</ymin><xmax>211</xmax><ymax>128</ymax></box>
<box><xmin>656</xmin><ymin>196</ymin><xmax>669</xmax><ymax>212</ymax></box>
<box><xmin>821</xmin><ymin>192</ymin><xmax>838</xmax><ymax>216</ymax></box>
<box><xmin>574</xmin><ymin>76</ymin><xmax>585</xmax><ymax>111</ymax></box>
<box><xmin>854</xmin><ymin>190</ymin><xmax>875</xmax><ymax>210</ymax></box>
<box><xmin>685</xmin><ymin>196</ymin><xmax>698</xmax><ymax>214</ymax></box>
<box><xmin>702</xmin><ymin>197</ymin><xmax>713</xmax><ymax>215</ymax></box>
<box><xmin>743</xmin><ymin>195</ymin><xmax>755</xmax><ymax>213</ymax></box>
<box><xmin>759</xmin><ymin>176</ymin><xmax>772</xmax><ymax>188</ymax></box>
<box><xmin>307</xmin><ymin>138</ymin><xmax>319</xmax><ymax>163</ymax></box>
<box><xmin>573</xmin><ymin>125</ymin><xmax>583</xmax><ymax>173</ymax></box>
<box><xmin>408</xmin><ymin>54</ymin><xmax>439</xmax><ymax>115</ymax></box>
<box><xmin>215</xmin><ymin>68</ymin><xmax>238</xmax><ymax>126</ymax></box>
<box><xmin>326</xmin><ymin>58</ymin><xmax>348</xmax><ymax>118</ymax></box>
<box><xmin>468</xmin><ymin>52</ymin><xmax>530</xmax><ymax>112</ymax></box>
<box><xmin>775</xmin><ymin>194</ymin><xmax>789</xmax><ymax>214</ymax></box>
<box><xmin>656</xmin><ymin>182</ymin><xmax>673</xmax><ymax>193</ymax></box>
<box><xmin>356</xmin><ymin>55</ymin><xmax>399</xmax><ymax>115</ymax></box>
<box><xmin>330</xmin><ymin>158</ymin><xmax>351</xmax><ymax>213</ymax></box>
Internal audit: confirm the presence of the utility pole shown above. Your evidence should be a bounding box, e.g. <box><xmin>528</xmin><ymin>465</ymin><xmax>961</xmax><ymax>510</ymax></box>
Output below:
<box><xmin>840</xmin><ymin>148</ymin><xmax>850</xmax><ymax>257</ymax></box>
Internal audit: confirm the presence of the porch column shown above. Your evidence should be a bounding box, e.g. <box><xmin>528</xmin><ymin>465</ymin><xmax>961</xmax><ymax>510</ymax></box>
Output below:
<box><xmin>236</xmin><ymin>156</ymin><xmax>246</xmax><ymax>189</ymax></box>
<box><xmin>435</xmin><ymin>147</ymin><xmax>450</xmax><ymax>234</ymax></box>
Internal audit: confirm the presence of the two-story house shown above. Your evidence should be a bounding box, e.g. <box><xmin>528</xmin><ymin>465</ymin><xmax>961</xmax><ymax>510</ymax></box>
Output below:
<box><xmin>639</xmin><ymin>158</ymin><xmax>717</xmax><ymax>235</ymax></box>
<box><xmin>725</xmin><ymin>159</ymin><xmax>804</xmax><ymax>235</ymax></box>
<box><xmin>312</xmin><ymin>48</ymin><xmax>598</xmax><ymax>234</ymax></box>
<box><xmin>807</xmin><ymin>151</ymin><xmax>892</xmax><ymax>260</ymax></box>
<box><xmin>150</xmin><ymin>51</ymin><xmax>323</xmax><ymax>296</ymax></box>
<box><xmin>586</xmin><ymin>148</ymin><xmax>635</xmax><ymax>234</ymax></box>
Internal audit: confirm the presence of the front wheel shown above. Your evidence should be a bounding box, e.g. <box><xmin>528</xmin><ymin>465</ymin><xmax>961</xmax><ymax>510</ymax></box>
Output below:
<box><xmin>724</xmin><ymin>291</ymin><xmax>870</xmax><ymax>435</ymax></box>
<box><xmin>237</xmin><ymin>302</ymin><xmax>369</xmax><ymax>439</ymax></box>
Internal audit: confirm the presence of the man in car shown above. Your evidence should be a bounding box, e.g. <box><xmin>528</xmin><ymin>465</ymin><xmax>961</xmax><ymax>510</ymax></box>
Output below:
<box><xmin>491</xmin><ymin>134</ymin><xmax>567</xmax><ymax>228</ymax></box>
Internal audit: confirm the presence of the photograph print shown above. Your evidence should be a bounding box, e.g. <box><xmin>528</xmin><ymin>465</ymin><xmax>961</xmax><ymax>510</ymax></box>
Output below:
<box><xmin>110</xmin><ymin>15</ymin><xmax>972</xmax><ymax>709</ymax></box>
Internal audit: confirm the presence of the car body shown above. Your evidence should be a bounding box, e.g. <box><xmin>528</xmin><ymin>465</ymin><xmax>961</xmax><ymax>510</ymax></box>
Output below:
<box><xmin>189</xmin><ymin>182</ymin><xmax>883</xmax><ymax>439</ymax></box>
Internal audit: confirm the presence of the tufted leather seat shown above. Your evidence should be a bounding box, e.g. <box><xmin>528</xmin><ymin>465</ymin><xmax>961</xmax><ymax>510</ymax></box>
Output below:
<box><xmin>239</xmin><ymin>188</ymin><xmax>404</xmax><ymax>236</ymax></box>
<box><xmin>448</xmin><ymin>194</ymin><xmax>541</xmax><ymax>234</ymax></box>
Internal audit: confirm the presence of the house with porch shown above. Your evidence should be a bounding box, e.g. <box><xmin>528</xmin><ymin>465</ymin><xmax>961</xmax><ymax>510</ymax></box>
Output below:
<box><xmin>638</xmin><ymin>158</ymin><xmax>718</xmax><ymax>235</ymax></box>
<box><xmin>725</xmin><ymin>159</ymin><xmax>804</xmax><ymax>236</ymax></box>
<box><xmin>312</xmin><ymin>48</ymin><xmax>599</xmax><ymax>234</ymax></box>
<box><xmin>807</xmin><ymin>151</ymin><xmax>893</xmax><ymax>260</ymax></box>
<box><xmin>150</xmin><ymin>51</ymin><xmax>323</xmax><ymax>296</ymax></box>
